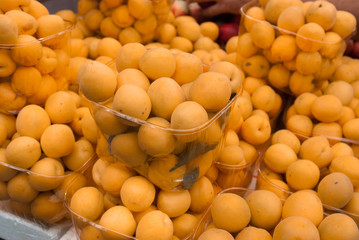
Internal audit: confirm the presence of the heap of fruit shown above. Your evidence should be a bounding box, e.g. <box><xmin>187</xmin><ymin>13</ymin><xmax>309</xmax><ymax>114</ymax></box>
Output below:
<box><xmin>237</xmin><ymin>0</ymin><xmax>357</xmax><ymax>96</ymax></box>
<box><xmin>68</xmin><ymin>155</ymin><xmax>222</xmax><ymax>240</ymax></box>
<box><xmin>0</xmin><ymin>0</ymin><xmax>359</xmax><ymax>239</ymax></box>
<box><xmin>286</xmin><ymin>80</ymin><xmax>359</xmax><ymax>142</ymax></box>
<box><xmin>0</xmin><ymin>1</ymin><xmax>72</xmax><ymax>113</ymax></box>
<box><xmin>195</xmin><ymin>188</ymin><xmax>359</xmax><ymax>240</ymax></box>
<box><xmin>78</xmin><ymin>42</ymin><xmax>246</xmax><ymax>190</ymax></box>
<box><xmin>0</xmin><ymin>89</ymin><xmax>99</xmax><ymax>224</ymax></box>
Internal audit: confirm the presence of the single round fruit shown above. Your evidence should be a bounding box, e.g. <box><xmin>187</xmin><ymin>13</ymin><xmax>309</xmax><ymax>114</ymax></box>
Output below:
<box><xmin>78</xmin><ymin>60</ymin><xmax>117</xmax><ymax>103</ymax></box>
<box><xmin>198</xmin><ymin>228</ymin><xmax>234</xmax><ymax>240</ymax></box>
<box><xmin>136</xmin><ymin>210</ymin><xmax>173</xmax><ymax>240</ymax></box>
<box><xmin>235</xmin><ymin>226</ymin><xmax>272</xmax><ymax>240</ymax></box>
<box><xmin>245</xmin><ymin>190</ymin><xmax>282</xmax><ymax>230</ymax></box>
<box><xmin>70</xmin><ymin>186</ymin><xmax>104</xmax><ymax>221</ymax></box>
<box><xmin>264</xmin><ymin>143</ymin><xmax>297</xmax><ymax>174</ymax></box>
<box><xmin>28</xmin><ymin>157</ymin><xmax>65</xmax><ymax>191</ymax></box>
<box><xmin>40</xmin><ymin>124</ymin><xmax>75</xmax><ymax>158</ymax></box>
<box><xmin>147</xmin><ymin>77</ymin><xmax>185</xmax><ymax>120</ymax></box>
<box><xmin>211</xmin><ymin>192</ymin><xmax>251</xmax><ymax>233</ymax></box>
<box><xmin>5</xmin><ymin>136</ymin><xmax>41</xmax><ymax>169</ymax></box>
<box><xmin>157</xmin><ymin>189</ymin><xmax>191</xmax><ymax>218</ymax></box>
<box><xmin>282</xmin><ymin>190</ymin><xmax>324</xmax><ymax>226</ymax></box>
<box><xmin>318</xmin><ymin>213</ymin><xmax>359</xmax><ymax>240</ymax></box>
<box><xmin>139</xmin><ymin>47</ymin><xmax>176</xmax><ymax>80</ymax></box>
<box><xmin>112</xmin><ymin>84</ymin><xmax>151</xmax><ymax>121</ymax></box>
<box><xmin>15</xmin><ymin>105</ymin><xmax>51</xmax><ymax>140</ymax></box>
<box><xmin>285</xmin><ymin>159</ymin><xmax>320</xmax><ymax>190</ymax></box>
<box><xmin>189</xmin><ymin>71</ymin><xmax>232</xmax><ymax>112</ymax></box>
<box><xmin>317</xmin><ymin>172</ymin><xmax>354</xmax><ymax>208</ymax></box>
<box><xmin>120</xmin><ymin>176</ymin><xmax>156</xmax><ymax>212</ymax></box>
<box><xmin>99</xmin><ymin>205</ymin><xmax>136</xmax><ymax>238</ymax></box>
<box><xmin>273</xmin><ymin>216</ymin><xmax>320</xmax><ymax>240</ymax></box>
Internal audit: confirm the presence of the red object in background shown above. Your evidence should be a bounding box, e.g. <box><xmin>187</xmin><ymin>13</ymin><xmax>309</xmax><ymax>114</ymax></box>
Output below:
<box><xmin>219</xmin><ymin>23</ymin><xmax>239</xmax><ymax>42</ymax></box>
<box><xmin>344</xmin><ymin>39</ymin><xmax>354</xmax><ymax>56</ymax></box>
<box><xmin>351</xmin><ymin>40</ymin><xmax>359</xmax><ymax>58</ymax></box>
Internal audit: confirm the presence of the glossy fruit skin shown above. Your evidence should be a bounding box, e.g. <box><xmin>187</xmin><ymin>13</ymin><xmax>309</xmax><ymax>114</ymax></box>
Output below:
<box><xmin>219</xmin><ymin>23</ymin><xmax>239</xmax><ymax>43</ymax></box>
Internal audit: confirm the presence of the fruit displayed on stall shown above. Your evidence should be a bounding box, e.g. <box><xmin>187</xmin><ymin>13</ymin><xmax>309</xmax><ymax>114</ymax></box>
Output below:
<box><xmin>0</xmin><ymin>1</ymin><xmax>73</xmax><ymax>114</ymax></box>
<box><xmin>195</xmin><ymin>188</ymin><xmax>359</xmax><ymax>240</ymax></box>
<box><xmin>0</xmin><ymin>89</ymin><xmax>98</xmax><ymax>224</ymax></box>
<box><xmin>237</xmin><ymin>0</ymin><xmax>357</xmax><ymax>96</ymax></box>
<box><xmin>0</xmin><ymin>0</ymin><xmax>359</xmax><ymax>238</ymax></box>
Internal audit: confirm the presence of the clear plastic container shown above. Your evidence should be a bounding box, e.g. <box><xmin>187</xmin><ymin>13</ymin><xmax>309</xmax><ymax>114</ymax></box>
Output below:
<box><xmin>237</xmin><ymin>0</ymin><xmax>355</xmax><ymax>96</ymax></box>
<box><xmin>81</xmin><ymin>83</ymin><xmax>243</xmax><ymax>191</ymax></box>
<box><xmin>255</xmin><ymin>133</ymin><xmax>359</xmax><ymax>226</ymax></box>
<box><xmin>192</xmin><ymin>187</ymin><xmax>359</xmax><ymax>239</ymax></box>
<box><xmin>191</xmin><ymin>187</ymin><xmax>268</xmax><ymax>239</ymax></box>
<box><xmin>0</xmin><ymin>152</ymin><xmax>96</xmax><ymax>226</ymax></box>
<box><xmin>213</xmin><ymin>143</ymin><xmax>267</xmax><ymax>190</ymax></box>
<box><xmin>64</xmin><ymin>159</ymin><xmax>198</xmax><ymax>240</ymax></box>
<box><xmin>0</xmin><ymin>20</ymin><xmax>72</xmax><ymax>115</ymax></box>
<box><xmin>76</xmin><ymin>0</ymin><xmax>174</xmax><ymax>43</ymax></box>
<box><xmin>215</xmin><ymin>161</ymin><xmax>256</xmax><ymax>190</ymax></box>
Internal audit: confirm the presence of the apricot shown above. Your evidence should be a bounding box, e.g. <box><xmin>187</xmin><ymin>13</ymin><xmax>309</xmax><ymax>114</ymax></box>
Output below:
<box><xmin>7</xmin><ymin>172</ymin><xmax>38</xmax><ymax>203</ymax></box>
<box><xmin>282</xmin><ymin>190</ymin><xmax>323</xmax><ymax>226</ymax></box>
<box><xmin>36</xmin><ymin>14</ymin><xmax>66</xmax><ymax>39</ymax></box>
<box><xmin>211</xmin><ymin>192</ymin><xmax>251</xmax><ymax>232</ymax></box>
<box><xmin>99</xmin><ymin>206</ymin><xmax>136</xmax><ymax>238</ymax></box>
<box><xmin>139</xmin><ymin>47</ymin><xmax>176</xmax><ymax>80</ymax></box>
<box><xmin>62</xmin><ymin>138</ymin><xmax>94</xmax><ymax>171</ymax></box>
<box><xmin>78</xmin><ymin>60</ymin><xmax>117</xmax><ymax>103</ymax></box>
<box><xmin>44</xmin><ymin>91</ymin><xmax>76</xmax><ymax>124</ymax></box>
<box><xmin>120</xmin><ymin>175</ymin><xmax>156</xmax><ymax>212</ymax></box>
<box><xmin>128</xmin><ymin>0</ymin><xmax>153</xmax><ymax>20</ymax></box>
<box><xmin>112</xmin><ymin>84</ymin><xmax>151</xmax><ymax>120</ymax></box>
<box><xmin>273</xmin><ymin>216</ymin><xmax>320</xmax><ymax>240</ymax></box>
<box><xmin>97</xmin><ymin>37</ymin><xmax>122</xmax><ymax>59</ymax></box>
<box><xmin>148</xmin><ymin>77</ymin><xmax>185</xmax><ymax>120</ymax></box>
<box><xmin>235</xmin><ymin>226</ymin><xmax>272</xmax><ymax>240</ymax></box>
<box><xmin>101</xmin><ymin>162</ymin><xmax>136</xmax><ymax>196</ymax></box>
<box><xmin>286</xmin><ymin>159</ymin><xmax>320</xmax><ymax>190</ymax></box>
<box><xmin>200</xmin><ymin>21</ymin><xmax>219</xmax><ymax>41</ymax></box>
<box><xmin>0</xmin><ymin>14</ymin><xmax>18</xmax><ymax>44</ymax></box>
<box><xmin>318</xmin><ymin>213</ymin><xmax>359</xmax><ymax>240</ymax></box>
<box><xmin>318</xmin><ymin>172</ymin><xmax>354</xmax><ymax>208</ymax></box>
<box><xmin>170</xmin><ymin>101</ymin><xmax>208</xmax><ymax>141</ymax></box>
<box><xmin>173</xmin><ymin>213</ymin><xmax>198</xmax><ymax>239</ymax></box>
<box><xmin>305</xmin><ymin>0</ymin><xmax>337</xmax><ymax>31</ymax></box>
<box><xmin>28</xmin><ymin>157</ymin><xmax>65</xmax><ymax>191</ymax></box>
<box><xmin>198</xmin><ymin>228</ymin><xmax>234</xmax><ymax>240</ymax></box>
<box><xmin>5</xmin><ymin>9</ymin><xmax>38</xmax><ymax>35</ymax></box>
<box><xmin>299</xmin><ymin>136</ymin><xmax>333</xmax><ymax>168</ymax></box>
<box><xmin>119</xmin><ymin>27</ymin><xmax>142</xmax><ymax>45</ymax></box>
<box><xmin>137</xmin><ymin>117</ymin><xmax>175</xmax><ymax>156</ymax></box>
<box><xmin>147</xmin><ymin>154</ymin><xmax>186</xmax><ymax>190</ymax></box>
<box><xmin>172</xmin><ymin>51</ymin><xmax>203</xmax><ymax>85</ymax></box>
<box><xmin>189</xmin><ymin>71</ymin><xmax>231</xmax><ymax>112</ymax></box>
<box><xmin>170</xmin><ymin>36</ymin><xmax>193</xmax><ymax>53</ymax></box>
<box><xmin>136</xmin><ymin>210</ymin><xmax>173</xmax><ymax>240</ymax></box>
<box><xmin>189</xmin><ymin>176</ymin><xmax>214</xmax><ymax>213</ymax></box>
<box><xmin>11</xmin><ymin>34</ymin><xmax>42</xmax><ymax>66</ymax></box>
<box><xmin>70</xmin><ymin>186</ymin><xmax>104</xmax><ymax>221</ymax></box>
<box><xmin>0</xmin><ymin>148</ymin><xmax>17</xmax><ymax>181</ymax></box>
<box><xmin>26</xmin><ymin>74</ymin><xmax>57</xmax><ymax>106</ymax></box>
<box><xmin>240</xmin><ymin>115</ymin><xmax>271</xmax><ymax>145</ymax></box>
<box><xmin>6</xmin><ymin>136</ymin><xmax>41</xmax><ymax>169</ymax></box>
<box><xmin>112</xmin><ymin>5</ymin><xmax>134</xmax><ymax>28</ymax></box>
<box><xmin>40</xmin><ymin>124</ymin><xmax>75</xmax><ymax>158</ymax></box>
